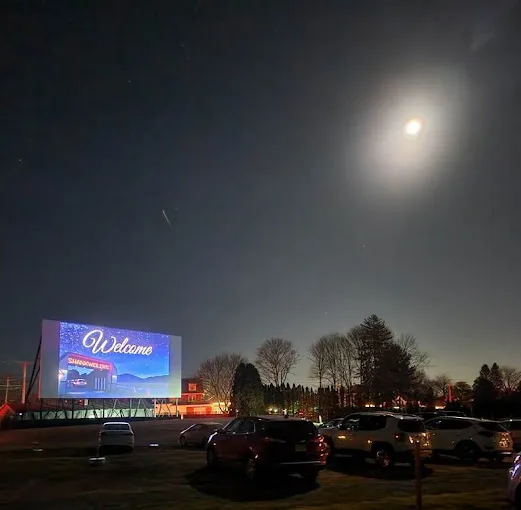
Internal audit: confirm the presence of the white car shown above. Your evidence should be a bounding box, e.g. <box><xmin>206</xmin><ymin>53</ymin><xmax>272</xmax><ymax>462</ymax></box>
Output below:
<box><xmin>425</xmin><ymin>416</ymin><xmax>512</xmax><ymax>461</ymax></box>
<box><xmin>320</xmin><ymin>418</ymin><xmax>343</xmax><ymax>429</ymax></box>
<box><xmin>179</xmin><ymin>422</ymin><xmax>221</xmax><ymax>447</ymax></box>
<box><xmin>98</xmin><ymin>422</ymin><xmax>135</xmax><ymax>452</ymax></box>
<box><xmin>508</xmin><ymin>452</ymin><xmax>521</xmax><ymax>508</ymax></box>
<box><xmin>319</xmin><ymin>412</ymin><xmax>432</xmax><ymax>468</ymax></box>
<box><xmin>502</xmin><ymin>419</ymin><xmax>521</xmax><ymax>450</ymax></box>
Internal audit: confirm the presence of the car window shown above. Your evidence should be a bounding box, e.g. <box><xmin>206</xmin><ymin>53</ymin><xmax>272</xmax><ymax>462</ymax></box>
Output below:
<box><xmin>479</xmin><ymin>421</ymin><xmax>508</xmax><ymax>433</ymax></box>
<box><xmin>358</xmin><ymin>415</ymin><xmax>387</xmax><ymax>431</ymax></box>
<box><xmin>439</xmin><ymin>419</ymin><xmax>470</xmax><ymax>430</ymax></box>
<box><xmin>425</xmin><ymin>419</ymin><xmax>442</xmax><ymax>430</ymax></box>
<box><xmin>341</xmin><ymin>415</ymin><xmax>360</xmax><ymax>429</ymax></box>
<box><xmin>260</xmin><ymin>420</ymin><xmax>317</xmax><ymax>441</ymax></box>
<box><xmin>343</xmin><ymin>418</ymin><xmax>359</xmax><ymax>430</ymax></box>
<box><xmin>237</xmin><ymin>419</ymin><xmax>254</xmax><ymax>434</ymax></box>
<box><xmin>504</xmin><ymin>421</ymin><xmax>521</xmax><ymax>431</ymax></box>
<box><xmin>223</xmin><ymin>419</ymin><xmax>242</xmax><ymax>433</ymax></box>
<box><xmin>398</xmin><ymin>419</ymin><xmax>426</xmax><ymax>433</ymax></box>
<box><xmin>103</xmin><ymin>423</ymin><xmax>130</xmax><ymax>431</ymax></box>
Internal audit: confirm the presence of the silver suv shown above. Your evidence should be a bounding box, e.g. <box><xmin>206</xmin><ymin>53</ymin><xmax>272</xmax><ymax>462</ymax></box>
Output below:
<box><xmin>319</xmin><ymin>412</ymin><xmax>432</xmax><ymax>468</ymax></box>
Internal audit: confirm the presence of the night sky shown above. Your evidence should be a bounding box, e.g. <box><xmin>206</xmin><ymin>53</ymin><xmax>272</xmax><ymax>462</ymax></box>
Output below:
<box><xmin>2</xmin><ymin>1</ymin><xmax>521</xmax><ymax>385</ymax></box>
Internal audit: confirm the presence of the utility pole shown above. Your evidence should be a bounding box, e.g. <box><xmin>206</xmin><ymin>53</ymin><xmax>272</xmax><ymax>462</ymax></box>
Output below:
<box><xmin>21</xmin><ymin>361</ymin><xmax>29</xmax><ymax>404</ymax></box>
<box><xmin>4</xmin><ymin>376</ymin><xmax>10</xmax><ymax>404</ymax></box>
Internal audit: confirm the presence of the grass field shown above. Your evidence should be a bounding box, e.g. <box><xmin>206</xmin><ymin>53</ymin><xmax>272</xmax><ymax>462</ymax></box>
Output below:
<box><xmin>0</xmin><ymin>420</ymin><xmax>513</xmax><ymax>510</ymax></box>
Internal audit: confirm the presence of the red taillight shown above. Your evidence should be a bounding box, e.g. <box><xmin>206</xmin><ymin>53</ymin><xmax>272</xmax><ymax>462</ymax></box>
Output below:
<box><xmin>311</xmin><ymin>435</ymin><xmax>324</xmax><ymax>444</ymax></box>
<box><xmin>478</xmin><ymin>431</ymin><xmax>495</xmax><ymax>438</ymax></box>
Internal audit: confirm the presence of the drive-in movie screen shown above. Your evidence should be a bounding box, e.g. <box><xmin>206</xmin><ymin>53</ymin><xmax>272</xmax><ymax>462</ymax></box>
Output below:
<box><xmin>40</xmin><ymin>320</ymin><xmax>182</xmax><ymax>399</ymax></box>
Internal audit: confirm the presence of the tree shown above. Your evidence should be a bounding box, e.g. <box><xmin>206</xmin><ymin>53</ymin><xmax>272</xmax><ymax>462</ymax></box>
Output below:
<box><xmin>501</xmin><ymin>366</ymin><xmax>521</xmax><ymax>394</ymax></box>
<box><xmin>379</xmin><ymin>341</ymin><xmax>416</xmax><ymax>405</ymax></box>
<box><xmin>489</xmin><ymin>362</ymin><xmax>503</xmax><ymax>393</ymax></box>
<box><xmin>310</xmin><ymin>332</ymin><xmax>357</xmax><ymax>406</ymax></box>
<box><xmin>451</xmin><ymin>381</ymin><xmax>472</xmax><ymax>405</ymax></box>
<box><xmin>256</xmin><ymin>338</ymin><xmax>299</xmax><ymax>386</ymax></box>
<box><xmin>197</xmin><ymin>352</ymin><xmax>244</xmax><ymax>413</ymax></box>
<box><xmin>432</xmin><ymin>374</ymin><xmax>451</xmax><ymax>400</ymax></box>
<box><xmin>309</xmin><ymin>336</ymin><xmax>328</xmax><ymax>387</ymax></box>
<box><xmin>473</xmin><ymin>368</ymin><xmax>498</xmax><ymax>419</ymax></box>
<box><xmin>356</xmin><ymin>315</ymin><xmax>395</xmax><ymax>405</ymax></box>
<box><xmin>395</xmin><ymin>334</ymin><xmax>430</xmax><ymax>372</ymax></box>
<box><xmin>479</xmin><ymin>364</ymin><xmax>491</xmax><ymax>380</ymax></box>
<box><xmin>231</xmin><ymin>363</ymin><xmax>265</xmax><ymax>416</ymax></box>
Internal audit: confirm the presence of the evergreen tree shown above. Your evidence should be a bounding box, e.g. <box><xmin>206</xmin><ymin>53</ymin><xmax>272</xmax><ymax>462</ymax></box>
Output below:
<box><xmin>472</xmin><ymin>375</ymin><xmax>497</xmax><ymax>419</ymax></box>
<box><xmin>489</xmin><ymin>362</ymin><xmax>503</xmax><ymax>394</ymax></box>
<box><xmin>479</xmin><ymin>364</ymin><xmax>491</xmax><ymax>380</ymax></box>
<box><xmin>231</xmin><ymin>362</ymin><xmax>265</xmax><ymax>416</ymax></box>
<box><xmin>358</xmin><ymin>315</ymin><xmax>396</xmax><ymax>405</ymax></box>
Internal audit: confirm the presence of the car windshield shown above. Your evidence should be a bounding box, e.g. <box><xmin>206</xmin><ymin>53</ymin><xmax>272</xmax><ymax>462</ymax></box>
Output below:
<box><xmin>397</xmin><ymin>419</ymin><xmax>426</xmax><ymax>433</ymax></box>
<box><xmin>261</xmin><ymin>420</ymin><xmax>317</xmax><ymax>441</ymax></box>
<box><xmin>103</xmin><ymin>423</ymin><xmax>130</xmax><ymax>431</ymax></box>
<box><xmin>479</xmin><ymin>421</ymin><xmax>508</xmax><ymax>433</ymax></box>
<box><xmin>504</xmin><ymin>421</ymin><xmax>521</xmax><ymax>431</ymax></box>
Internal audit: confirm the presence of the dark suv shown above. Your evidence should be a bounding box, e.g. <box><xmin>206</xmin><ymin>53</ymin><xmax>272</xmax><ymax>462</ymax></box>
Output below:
<box><xmin>206</xmin><ymin>415</ymin><xmax>329</xmax><ymax>483</ymax></box>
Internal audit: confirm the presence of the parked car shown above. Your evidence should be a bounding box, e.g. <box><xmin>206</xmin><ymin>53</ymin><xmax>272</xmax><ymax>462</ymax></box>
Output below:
<box><xmin>501</xmin><ymin>419</ymin><xmax>521</xmax><ymax>450</ymax></box>
<box><xmin>424</xmin><ymin>416</ymin><xmax>512</xmax><ymax>461</ymax></box>
<box><xmin>179</xmin><ymin>422</ymin><xmax>221</xmax><ymax>447</ymax></box>
<box><xmin>508</xmin><ymin>452</ymin><xmax>521</xmax><ymax>508</ymax></box>
<box><xmin>319</xmin><ymin>412</ymin><xmax>432</xmax><ymax>468</ymax></box>
<box><xmin>319</xmin><ymin>418</ymin><xmax>343</xmax><ymax>429</ymax></box>
<box><xmin>419</xmin><ymin>410</ymin><xmax>466</xmax><ymax>421</ymax></box>
<box><xmin>206</xmin><ymin>416</ymin><xmax>328</xmax><ymax>483</ymax></box>
<box><xmin>98</xmin><ymin>421</ymin><xmax>135</xmax><ymax>453</ymax></box>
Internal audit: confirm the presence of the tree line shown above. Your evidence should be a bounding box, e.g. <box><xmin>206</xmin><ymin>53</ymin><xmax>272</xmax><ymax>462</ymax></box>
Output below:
<box><xmin>196</xmin><ymin>314</ymin><xmax>521</xmax><ymax>418</ymax></box>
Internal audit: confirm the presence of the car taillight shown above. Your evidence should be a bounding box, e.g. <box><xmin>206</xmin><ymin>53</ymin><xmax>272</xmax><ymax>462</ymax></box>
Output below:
<box><xmin>478</xmin><ymin>431</ymin><xmax>495</xmax><ymax>438</ymax></box>
<box><xmin>311</xmin><ymin>435</ymin><xmax>324</xmax><ymax>444</ymax></box>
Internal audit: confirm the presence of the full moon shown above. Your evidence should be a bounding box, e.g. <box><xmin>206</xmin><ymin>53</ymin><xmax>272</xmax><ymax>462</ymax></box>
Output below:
<box><xmin>404</xmin><ymin>118</ymin><xmax>423</xmax><ymax>138</ymax></box>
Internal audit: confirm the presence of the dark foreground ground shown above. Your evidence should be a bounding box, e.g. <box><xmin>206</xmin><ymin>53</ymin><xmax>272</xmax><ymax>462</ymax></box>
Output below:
<box><xmin>0</xmin><ymin>419</ymin><xmax>513</xmax><ymax>510</ymax></box>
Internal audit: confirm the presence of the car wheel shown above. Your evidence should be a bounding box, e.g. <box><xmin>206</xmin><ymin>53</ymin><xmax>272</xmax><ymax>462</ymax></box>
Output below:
<box><xmin>179</xmin><ymin>436</ymin><xmax>187</xmax><ymax>447</ymax></box>
<box><xmin>244</xmin><ymin>457</ymin><xmax>260</xmax><ymax>482</ymax></box>
<box><xmin>206</xmin><ymin>448</ymin><xmax>219</xmax><ymax>469</ymax></box>
<box><xmin>373</xmin><ymin>445</ymin><xmax>394</xmax><ymax>469</ymax></box>
<box><xmin>301</xmin><ymin>470</ymin><xmax>319</xmax><ymax>485</ymax></box>
<box><xmin>455</xmin><ymin>441</ymin><xmax>480</xmax><ymax>462</ymax></box>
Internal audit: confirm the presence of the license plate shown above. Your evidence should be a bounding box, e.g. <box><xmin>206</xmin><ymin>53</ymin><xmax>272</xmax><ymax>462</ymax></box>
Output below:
<box><xmin>295</xmin><ymin>444</ymin><xmax>307</xmax><ymax>452</ymax></box>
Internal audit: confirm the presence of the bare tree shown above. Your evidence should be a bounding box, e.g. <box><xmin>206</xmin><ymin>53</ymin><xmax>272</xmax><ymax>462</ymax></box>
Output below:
<box><xmin>501</xmin><ymin>366</ymin><xmax>521</xmax><ymax>394</ymax></box>
<box><xmin>432</xmin><ymin>373</ymin><xmax>451</xmax><ymax>399</ymax></box>
<box><xmin>309</xmin><ymin>336</ymin><xmax>328</xmax><ymax>387</ymax></box>
<box><xmin>310</xmin><ymin>332</ymin><xmax>357</xmax><ymax>406</ymax></box>
<box><xmin>395</xmin><ymin>333</ymin><xmax>430</xmax><ymax>372</ymax></box>
<box><xmin>197</xmin><ymin>352</ymin><xmax>244</xmax><ymax>413</ymax></box>
<box><xmin>256</xmin><ymin>338</ymin><xmax>299</xmax><ymax>386</ymax></box>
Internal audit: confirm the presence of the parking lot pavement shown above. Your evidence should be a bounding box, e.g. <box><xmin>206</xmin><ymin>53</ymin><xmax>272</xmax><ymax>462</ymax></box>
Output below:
<box><xmin>0</xmin><ymin>417</ymin><xmax>229</xmax><ymax>451</ymax></box>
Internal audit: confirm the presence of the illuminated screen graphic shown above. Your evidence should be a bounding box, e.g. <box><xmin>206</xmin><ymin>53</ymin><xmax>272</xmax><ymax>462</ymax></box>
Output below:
<box><xmin>40</xmin><ymin>320</ymin><xmax>181</xmax><ymax>399</ymax></box>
